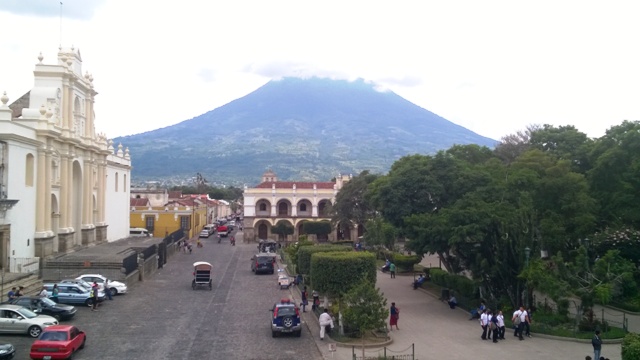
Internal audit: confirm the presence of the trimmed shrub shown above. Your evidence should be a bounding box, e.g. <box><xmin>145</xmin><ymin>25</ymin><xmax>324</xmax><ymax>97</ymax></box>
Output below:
<box><xmin>392</xmin><ymin>253</ymin><xmax>420</xmax><ymax>272</ymax></box>
<box><xmin>429</xmin><ymin>268</ymin><xmax>477</xmax><ymax>299</ymax></box>
<box><xmin>297</xmin><ymin>245</ymin><xmax>352</xmax><ymax>275</ymax></box>
<box><xmin>622</xmin><ymin>333</ymin><xmax>640</xmax><ymax>360</ymax></box>
<box><xmin>310</xmin><ymin>251</ymin><xmax>376</xmax><ymax>296</ymax></box>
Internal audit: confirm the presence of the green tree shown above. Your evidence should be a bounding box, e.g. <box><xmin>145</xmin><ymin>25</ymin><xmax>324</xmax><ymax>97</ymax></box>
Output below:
<box><xmin>271</xmin><ymin>221</ymin><xmax>294</xmax><ymax>242</ymax></box>
<box><xmin>363</xmin><ymin>218</ymin><xmax>396</xmax><ymax>250</ymax></box>
<box><xmin>303</xmin><ymin>221</ymin><xmax>332</xmax><ymax>241</ymax></box>
<box><xmin>331</xmin><ymin>171</ymin><xmax>380</xmax><ymax>231</ymax></box>
<box><xmin>342</xmin><ymin>281</ymin><xmax>388</xmax><ymax>358</ymax></box>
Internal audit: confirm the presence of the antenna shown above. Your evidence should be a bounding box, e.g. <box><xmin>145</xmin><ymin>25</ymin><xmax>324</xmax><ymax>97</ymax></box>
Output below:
<box><xmin>59</xmin><ymin>1</ymin><xmax>63</xmax><ymax>47</ymax></box>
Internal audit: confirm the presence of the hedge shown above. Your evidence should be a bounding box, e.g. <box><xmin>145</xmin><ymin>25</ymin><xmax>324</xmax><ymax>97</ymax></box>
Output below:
<box><xmin>297</xmin><ymin>245</ymin><xmax>352</xmax><ymax>275</ymax></box>
<box><xmin>623</xmin><ymin>333</ymin><xmax>640</xmax><ymax>360</ymax></box>
<box><xmin>392</xmin><ymin>253</ymin><xmax>420</xmax><ymax>272</ymax></box>
<box><xmin>429</xmin><ymin>268</ymin><xmax>478</xmax><ymax>299</ymax></box>
<box><xmin>310</xmin><ymin>251</ymin><xmax>376</xmax><ymax>296</ymax></box>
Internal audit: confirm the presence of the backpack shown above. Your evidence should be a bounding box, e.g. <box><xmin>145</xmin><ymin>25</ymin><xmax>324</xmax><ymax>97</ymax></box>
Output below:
<box><xmin>490</xmin><ymin>321</ymin><xmax>497</xmax><ymax>331</ymax></box>
<box><xmin>513</xmin><ymin>312</ymin><xmax>521</xmax><ymax>326</ymax></box>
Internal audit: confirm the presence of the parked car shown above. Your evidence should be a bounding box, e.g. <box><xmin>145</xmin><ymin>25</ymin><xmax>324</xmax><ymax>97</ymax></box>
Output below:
<box><xmin>270</xmin><ymin>298</ymin><xmax>301</xmax><ymax>337</ymax></box>
<box><xmin>42</xmin><ymin>284</ymin><xmax>105</xmax><ymax>307</ymax></box>
<box><xmin>0</xmin><ymin>304</ymin><xmax>58</xmax><ymax>338</ymax></box>
<box><xmin>7</xmin><ymin>297</ymin><xmax>76</xmax><ymax>321</ymax></box>
<box><xmin>251</xmin><ymin>254</ymin><xmax>275</xmax><ymax>274</ymax></box>
<box><xmin>76</xmin><ymin>274</ymin><xmax>128</xmax><ymax>295</ymax></box>
<box><xmin>30</xmin><ymin>325</ymin><xmax>86</xmax><ymax>360</ymax></box>
<box><xmin>0</xmin><ymin>343</ymin><xmax>15</xmax><ymax>359</ymax></box>
<box><xmin>129</xmin><ymin>227</ymin><xmax>151</xmax><ymax>237</ymax></box>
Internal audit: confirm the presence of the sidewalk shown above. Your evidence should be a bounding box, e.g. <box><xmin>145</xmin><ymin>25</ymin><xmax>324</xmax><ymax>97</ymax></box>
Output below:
<box><xmin>291</xmin><ymin>270</ymin><xmax>622</xmax><ymax>360</ymax></box>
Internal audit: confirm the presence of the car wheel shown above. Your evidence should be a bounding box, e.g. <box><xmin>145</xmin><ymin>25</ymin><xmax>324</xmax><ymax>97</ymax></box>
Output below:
<box><xmin>110</xmin><ymin>288</ymin><xmax>118</xmax><ymax>296</ymax></box>
<box><xmin>282</xmin><ymin>316</ymin><xmax>294</xmax><ymax>329</ymax></box>
<box><xmin>272</xmin><ymin>331</ymin><xmax>278</xmax><ymax>338</ymax></box>
<box><xmin>28</xmin><ymin>325</ymin><xmax>42</xmax><ymax>338</ymax></box>
<box><xmin>85</xmin><ymin>299</ymin><xmax>93</xmax><ymax>307</ymax></box>
<box><xmin>79</xmin><ymin>337</ymin><xmax>86</xmax><ymax>349</ymax></box>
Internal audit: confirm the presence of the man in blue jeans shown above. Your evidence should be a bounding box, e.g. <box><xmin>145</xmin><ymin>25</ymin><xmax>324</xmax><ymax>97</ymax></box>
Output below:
<box><xmin>592</xmin><ymin>329</ymin><xmax>602</xmax><ymax>360</ymax></box>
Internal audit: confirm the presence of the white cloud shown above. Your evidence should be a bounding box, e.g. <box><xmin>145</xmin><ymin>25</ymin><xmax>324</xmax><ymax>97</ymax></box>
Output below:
<box><xmin>1</xmin><ymin>0</ymin><xmax>639</xmax><ymax>141</ymax></box>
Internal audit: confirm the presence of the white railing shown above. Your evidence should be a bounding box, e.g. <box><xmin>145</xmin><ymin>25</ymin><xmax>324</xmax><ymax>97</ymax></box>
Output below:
<box><xmin>10</xmin><ymin>257</ymin><xmax>40</xmax><ymax>274</ymax></box>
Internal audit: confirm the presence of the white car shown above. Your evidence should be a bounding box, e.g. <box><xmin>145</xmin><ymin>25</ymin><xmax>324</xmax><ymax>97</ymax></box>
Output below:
<box><xmin>76</xmin><ymin>274</ymin><xmax>128</xmax><ymax>295</ymax></box>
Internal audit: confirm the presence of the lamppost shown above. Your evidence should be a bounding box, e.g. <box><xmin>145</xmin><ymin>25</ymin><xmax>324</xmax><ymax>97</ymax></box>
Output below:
<box><xmin>524</xmin><ymin>247</ymin><xmax>531</xmax><ymax>309</ymax></box>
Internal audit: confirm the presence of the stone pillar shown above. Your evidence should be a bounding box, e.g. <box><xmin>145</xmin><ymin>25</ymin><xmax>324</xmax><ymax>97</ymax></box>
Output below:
<box><xmin>59</xmin><ymin>154</ymin><xmax>69</xmax><ymax>228</ymax></box>
<box><xmin>82</xmin><ymin>160</ymin><xmax>91</xmax><ymax>225</ymax></box>
<box><xmin>66</xmin><ymin>153</ymin><xmax>73</xmax><ymax>230</ymax></box>
<box><xmin>44</xmin><ymin>150</ymin><xmax>52</xmax><ymax>231</ymax></box>
<box><xmin>98</xmin><ymin>160</ymin><xmax>106</xmax><ymax>223</ymax></box>
<box><xmin>35</xmin><ymin>148</ymin><xmax>46</xmax><ymax>232</ymax></box>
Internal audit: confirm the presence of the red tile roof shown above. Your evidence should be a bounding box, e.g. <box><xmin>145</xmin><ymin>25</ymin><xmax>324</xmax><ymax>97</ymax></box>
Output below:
<box><xmin>254</xmin><ymin>181</ymin><xmax>335</xmax><ymax>189</ymax></box>
<box><xmin>168</xmin><ymin>191</ymin><xmax>182</xmax><ymax>199</ymax></box>
<box><xmin>130</xmin><ymin>198</ymin><xmax>149</xmax><ymax>206</ymax></box>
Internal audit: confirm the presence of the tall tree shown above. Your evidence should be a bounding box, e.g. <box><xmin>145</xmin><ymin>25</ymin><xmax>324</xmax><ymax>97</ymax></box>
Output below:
<box><xmin>331</xmin><ymin>171</ymin><xmax>380</xmax><ymax>231</ymax></box>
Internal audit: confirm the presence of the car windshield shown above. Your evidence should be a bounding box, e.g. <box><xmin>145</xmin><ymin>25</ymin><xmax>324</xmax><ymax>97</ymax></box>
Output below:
<box><xmin>256</xmin><ymin>257</ymin><xmax>273</xmax><ymax>264</ymax></box>
<box><xmin>16</xmin><ymin>308</ymin><xmax>38</xmax><ymax>319</ymax></box>
<box><xmin>40</xmin><ymin>331</ymin><xmax>68</xmax><ymax>341</ymax></box>
<box><xmin>40</xmin><ymin>298</ymin><xmax>57</xmax><ymax>306</ymax></box>
<box><xmin>276</xmin><ymin>306</ymin><xmax>297</xmax><ymax>316</ymax></box>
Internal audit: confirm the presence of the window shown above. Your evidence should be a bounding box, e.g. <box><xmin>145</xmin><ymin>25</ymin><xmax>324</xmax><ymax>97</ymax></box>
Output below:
<box><xmin>25</xmin><ymin>153</ymin><xmax>34</xmax><ymax>187</ymax></box>
<box><xmin>278</xmin><ymin>203</ymin><xmax>288</xmax><ymax>215</ymax></box>
<box><xmin>259</xmin><ymin>203</ymin><xmax>267</xmax><ymax>211</ymax></box>
<box><xmin>115</xmin><ymin>172</ymin><xmax>119</xmax><ymax>192</ymax></box>
<box><xmin>180</xmin><ymin>216</ymin><xmax>191</xmax><ymax>230</ymax></box>
<box><xmin>300</xmin><ymin>203</ymin><xmax>307</xmax><ymax>212</ymax></box>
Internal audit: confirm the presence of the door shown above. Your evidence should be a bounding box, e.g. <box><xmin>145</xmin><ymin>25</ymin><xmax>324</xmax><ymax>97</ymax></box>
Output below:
<box><xmin>58</xmin><ymin>286</ymin><xmax>75</xmax><ymax>304</ymax></box>
<box><xmin>4</xmin><ymin>310</ymin><xmax>24</xmax><ymax>332</ymax></box>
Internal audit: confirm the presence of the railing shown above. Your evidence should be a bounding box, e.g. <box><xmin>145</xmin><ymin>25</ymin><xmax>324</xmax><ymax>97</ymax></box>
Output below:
<box><xmin>121</xmin><ymin>252</ymin><xmax>138</xmax><ymax>275</ymax></box>
<box><xmin>352</xmin><ymin>344</ymin><xmax>414</xmax><ymax>360</ymax></box>
<box><xmin>9</xmin><ymin>257</ymin><xmax>40</xmax><ymax>274</ymax></box>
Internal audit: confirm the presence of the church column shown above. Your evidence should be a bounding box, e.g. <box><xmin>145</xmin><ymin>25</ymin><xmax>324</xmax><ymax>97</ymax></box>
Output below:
<box><xmin>97</xmin><ymin>160</ymin><xmax>106</xmax><ymax>223</ymax></box>
<box><xmin>59</xmin><ymin>154</ymin><xmax>69</xmax><ymax>229</ymax></box>
<box><xmin>35</xmin><ymin>147</ymin><xmax>46</xmax><ymax>233</ymax></box>
<box><xmin>82</xmin><ymin>160</ymin><xmax>91</xmax><ymax>225</ymax></box>
<box><xmin>66</xmin><ymin>152</ymin><xmax>74</xmax><ymax>230</ymax></box>
<box><xmin>44</xmin><ymin>149</ymin><xmax>52</xmax><ymax>231</ymax></box>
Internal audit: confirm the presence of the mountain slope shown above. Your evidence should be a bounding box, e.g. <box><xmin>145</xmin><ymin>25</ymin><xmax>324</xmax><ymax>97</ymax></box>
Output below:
<box><xmin>115</xmin><ymin>77</ymin><xmax>496</xmax><ymax>184</ymax></box>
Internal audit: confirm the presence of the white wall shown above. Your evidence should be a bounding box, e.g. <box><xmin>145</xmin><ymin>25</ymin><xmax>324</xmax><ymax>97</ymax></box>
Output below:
<box><xmin>4</xmin><ymin>140</ymin><xmax>38</xmax><ymax>258</ymax></box>
<box><xmin>104</xmin><ymin>153</ymin><xmax>130</xmax><ymax>242</ymax></box>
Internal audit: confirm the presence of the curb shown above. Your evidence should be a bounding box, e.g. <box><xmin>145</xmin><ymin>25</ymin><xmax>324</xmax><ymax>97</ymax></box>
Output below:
<box><xmin>334</xmin><ymin>336</ymin><xmax>393</xmax><ymax>349</ymax></box>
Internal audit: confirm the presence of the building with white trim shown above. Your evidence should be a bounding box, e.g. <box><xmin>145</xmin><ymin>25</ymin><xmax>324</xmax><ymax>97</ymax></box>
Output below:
<box><xmin>0</xmin><ymin>48</ymin><xmax>131</xmax><ymax>273</ymax></box>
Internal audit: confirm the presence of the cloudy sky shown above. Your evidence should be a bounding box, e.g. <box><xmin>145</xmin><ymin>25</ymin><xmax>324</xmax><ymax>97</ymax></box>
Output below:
<box><xmin>1</xmin><ymin>0</ymin><xmax>638</xmax><ymax>141</ymax></box>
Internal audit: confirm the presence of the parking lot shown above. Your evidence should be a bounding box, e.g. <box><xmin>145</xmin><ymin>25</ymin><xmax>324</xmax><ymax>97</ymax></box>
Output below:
<box><xmin>0</xmin><ymin>231</ymin><xmax>322</xmax><ymax>360</ymax></box>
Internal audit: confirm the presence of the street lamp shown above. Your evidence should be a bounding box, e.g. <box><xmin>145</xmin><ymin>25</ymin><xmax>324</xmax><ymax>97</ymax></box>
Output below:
<box><xmin>524</xmin><ymin>247</ymin><xmax>531</xmax><ymax>309</ymax></box>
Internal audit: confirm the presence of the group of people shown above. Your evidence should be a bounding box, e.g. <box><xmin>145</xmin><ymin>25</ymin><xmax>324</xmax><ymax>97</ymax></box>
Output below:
<box><xmin>472</xmin><ymin>304</ymin><xmax>531</xmax><ymax>343</ymax></box>
<box><xmin>7</xmin><ymin>286</ymin><xmax>25</xmax><ymax>300</ymax></box>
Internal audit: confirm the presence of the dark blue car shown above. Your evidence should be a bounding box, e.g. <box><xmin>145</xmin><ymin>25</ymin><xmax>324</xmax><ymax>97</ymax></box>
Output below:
<box><xmin>270</xmin><ymin>298</ymin><xmax>301</xmax><ymax>337</ymax></box>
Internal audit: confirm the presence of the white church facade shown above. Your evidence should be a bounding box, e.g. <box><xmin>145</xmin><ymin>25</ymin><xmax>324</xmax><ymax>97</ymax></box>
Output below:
<box><xmin>0</xmin><ymin>48</ymin><xmax>131</xmax><ymax>273</ymax></box>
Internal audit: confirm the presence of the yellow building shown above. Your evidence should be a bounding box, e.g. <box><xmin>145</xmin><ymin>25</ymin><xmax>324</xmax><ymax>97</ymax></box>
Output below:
<box><xmin>130</xmin><ymin>200</ymin><xmax>207</xmax><ymax>239</ymax></box>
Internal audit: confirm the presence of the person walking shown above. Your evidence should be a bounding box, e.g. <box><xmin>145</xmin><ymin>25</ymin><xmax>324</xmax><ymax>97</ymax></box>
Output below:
<box><xmin>51</xmin><ymin>284</ymin><xmax>59</xmax><ymax>303</ymax></box>
<box><xmin>480</xmin><ymin>309</ymin><xmax>489</xmax><ymax>340</ymax></box>
<box><xmin>490</xmin><ymin>311</ymin><xmax>499</xmax><ymax>343</ymax></box>
<box><xmin>7</xmin><ymin>287</ymin><xmax>16</xmax><ymax>301</ymax></box>
<box><xmin>319</xmin><ymin>309</ymin><xmax>334</xmax><ymax>340</ymax></box>
<box><xmin>16</xmin><ymin>286</ymin><xmax>24</xmax><ymax>297</ymax></box>
<box><xmin>104</xmin><ymin>279</ymin><xmax>113</xmax><ymax>300</ymax></box>
<box><xmin>524</xmin><ymin>308</ymin><xmax>532</xmax><ymax>337</ymax></box>
<box><xmin>512</xmin><ymin>306</ymin><xmax>527</xmax><ymax>340</ymax></box>
<box><xmin>300</xmin><ymin>286</ymin><xmax>308</xmax><ymax>312</ymax></box>
<box><xmin>390</xmin><ymin>302</ymin><xmax>400</xmax><ymax>330</ymax></box>
<box><xmin>497</xmin><ymin>310</ymin><xmax>506</xmax><ymax>340</ymax></box>
<box><xmin>90</xmin><ymin>282</ymin><xmax>99</xmax><ymax>311</ymax></box>
<box><xmin>38</xmin><ymin>286</ymin><xmax>48</xmax><ymax>298</ymax></box>
<box><xmin>592</xmin><ymin>329</ymin><xmax>602</xmax><ymax>360</ymax></box>
<box><xmin>389</xmin><ymin>262</ymin><xmax>396</xmax><ymax>278</ymax></box>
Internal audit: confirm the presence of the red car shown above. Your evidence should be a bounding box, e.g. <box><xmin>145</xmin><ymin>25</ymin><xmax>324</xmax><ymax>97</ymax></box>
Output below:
<box><xmin>30</xmin><ymin>325</ymin><xmax>86</xmax><ymax>360</ymax></box>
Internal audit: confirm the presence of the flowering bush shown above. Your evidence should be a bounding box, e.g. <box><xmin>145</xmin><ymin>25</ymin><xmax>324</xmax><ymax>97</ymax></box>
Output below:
<box><xmin>591</xmin><ymin>227</ymin><xmax>640</xmax><ymax>266</ymax></box>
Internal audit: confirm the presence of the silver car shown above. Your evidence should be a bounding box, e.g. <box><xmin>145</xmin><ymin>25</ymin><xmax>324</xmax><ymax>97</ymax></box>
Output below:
<box><xmin>0</xmin><ymin>304</ymin><xmax>58</xmax><ymax>338</ymax></box>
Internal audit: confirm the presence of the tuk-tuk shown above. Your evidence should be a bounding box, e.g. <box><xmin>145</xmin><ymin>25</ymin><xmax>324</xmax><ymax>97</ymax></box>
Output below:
<box><xmin>192</xmin><ymin>261</ymin><xmax>213</xmax><ymax>290</ymax></box>
<box><xmin>258</xmin><ymin>239</ymin><xmax>278</xmax><ymax>253</ymax></box>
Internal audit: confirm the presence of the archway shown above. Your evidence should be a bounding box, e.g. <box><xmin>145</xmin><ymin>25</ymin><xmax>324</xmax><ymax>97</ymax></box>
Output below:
<box><xmin>276</xmin><ymin>200</ymin><xmax>291</xmax><ymax>217</ymax></box>
<box><xmin>296</xmin><ymin>199</ymin><xmax>312</xmax><ymax>217</ymax></box>
<box><xmin>337</xmin><ymin>222</ymin><xmax>352</xmax><ymax>240</ymax></box>
<box><xmin>72</xmin><ymin>161</ymin><xmax>82</xmax><ymax>245</ymax></box>
<box><xmin>255</xmin><ymin>199</ymin><xmax>271</xmax><ymax>216</ymax></box>
<box><xmin>255</xmin><ymin>220</ymin><xmax>271</xmax><ymax>240</ymax></box>
<box><xmin>317</xmin><ymin>199</ymin><xmax>331</xmax><ymax>217</ymax></box>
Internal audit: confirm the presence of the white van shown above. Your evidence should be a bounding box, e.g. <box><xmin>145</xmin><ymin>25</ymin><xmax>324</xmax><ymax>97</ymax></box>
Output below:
<box><xmin>129</xmin><ymin>228</ymin><xmax>151</xmax><ymax>237</ymax></box>
<box><xmin>203</xmin><ymin>224</ymin><xmax>216</xmax><ymax>236</ymax></box>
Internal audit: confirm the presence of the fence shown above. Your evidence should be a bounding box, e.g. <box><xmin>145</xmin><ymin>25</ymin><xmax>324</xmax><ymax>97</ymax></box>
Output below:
<box><xmin>352</xmin><ymin>344</ymin><xmax>415</xmax><ymax>360</ymax></box>
<box><xmin>122</xmin><ymin>252</ymin><xmax>139</xmax><ymax>275</ymax></box>
<box><xmin>9</xmin><ymin>257</ymin><xmax>40</xmax><ymax>274</ymax></box>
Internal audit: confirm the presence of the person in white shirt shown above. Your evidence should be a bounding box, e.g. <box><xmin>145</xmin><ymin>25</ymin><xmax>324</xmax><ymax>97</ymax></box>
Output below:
<box><xmin>512</xmin><ymin>308</ymin><xmax>521</xmax><ymax>337</ymax></box>
<box><xmin>512</xmin><ymin>306</ymin><xmax>527</xmax><ymax>340</ymax></box>
<box><xmin>497</xmin><ymin>310</ymin><xmax>505</xmax><ymax>340</ymax></box>
<box><xmin>38</xmin><ymin>286</ymin><xmax>48</xmax><ymax>298</ymax></box>
<box><xmin>480</xmin><ymin>309</ymin><xmax>489</xmax><ymax>340</ymax></box>
<box><xmin>319</xmin><ymin>309</ymin><xmax>334</xmax><ymax>340</ymax></box>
